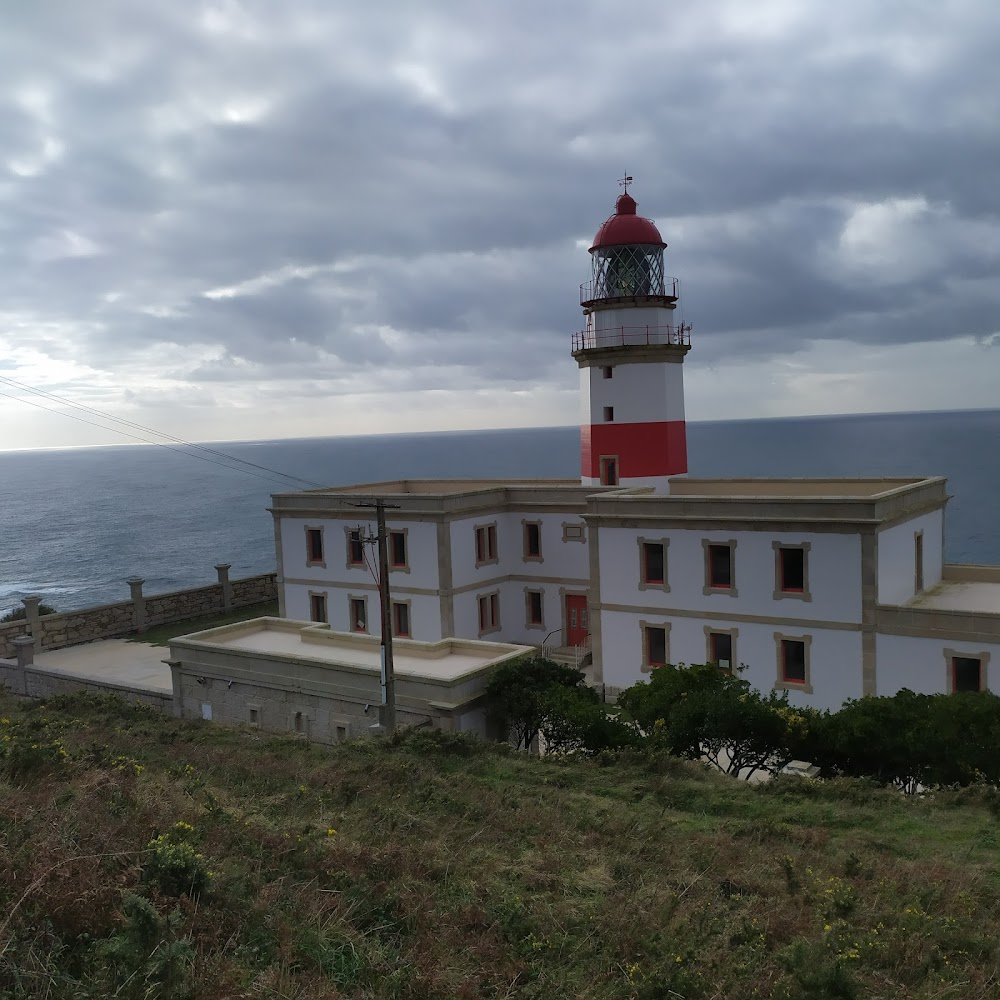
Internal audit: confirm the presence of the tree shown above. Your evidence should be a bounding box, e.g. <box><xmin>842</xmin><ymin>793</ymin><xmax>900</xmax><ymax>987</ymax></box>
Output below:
<box><xmin>618</xmin><ymin>663</ymin><xmax>815</xmax><ymax>780</ymax></box>
<box><xmin>485</xmin><ymin>657</ymin><xmax>594</xmax><ymax>751</ymax></box>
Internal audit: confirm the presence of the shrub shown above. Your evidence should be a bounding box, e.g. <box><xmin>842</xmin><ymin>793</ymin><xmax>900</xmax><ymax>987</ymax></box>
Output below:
<box><xmin>618</xmin><ymin>663</ymin><xmax>815</xmax><ymax>779</ymax></box>
<box><xmin>142</xmin><ymin>824</ymin><xmax>211</xmax><ymax>898</ymax></box>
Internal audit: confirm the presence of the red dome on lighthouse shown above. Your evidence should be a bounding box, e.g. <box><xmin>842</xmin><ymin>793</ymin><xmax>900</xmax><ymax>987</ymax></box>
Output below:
<box><xmin>590</xmin><ymin>192</ymin><xmax>666</xmax><ymax>252</ymax></box>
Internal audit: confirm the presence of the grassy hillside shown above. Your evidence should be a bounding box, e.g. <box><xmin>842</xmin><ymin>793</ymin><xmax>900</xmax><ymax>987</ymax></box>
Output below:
<box><xmin>0</xmin><ymin>692</ymin><xmax>998</xmax><ymax>999</ymax></box>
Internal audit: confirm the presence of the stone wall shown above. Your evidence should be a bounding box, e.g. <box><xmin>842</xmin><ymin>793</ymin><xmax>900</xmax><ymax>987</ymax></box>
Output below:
<box><xmin>0</xmin><ymin>657</ymin><xmax>173</xmax><ymax>712</ymax></box>
<box><xmin>0</xmin><ymin>566</ymin><xmax>278</xmax><ymax>658</ymax></box>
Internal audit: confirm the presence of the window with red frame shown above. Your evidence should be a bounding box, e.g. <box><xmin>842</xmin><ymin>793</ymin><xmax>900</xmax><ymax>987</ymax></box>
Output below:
<box><xmin>781</xmin><ymin>639</ymin><xmax>807</xmax><ymax>684</ymax></box>
<box><xmin>475</xmin><ymin>524</ymin><xmax>497</xmax><ymax>563</ymax></box>
<box><xmin>642</xmin><ymin>542</ymin><xmax>665</xmax><ymax>585</ymax></box>
<box><xmin>709</xmin><ymin>632</ymin><xmax>733</xmax><ymax>671</ymax></box>
<box><xmin>347</xmin><ymin>529</ymin><xmax>364</xmax><ymax>566</ymax></box>
<box><xmin>392</xmin><ymin>602</ymin><xmax>410</xmax><ymax>638</ymax></box>
<box><xmin>390</xmin><ymin>530</ymin><xmax>407</xmax><ymax>568</ymax></box>
<box><xmin>645</xmin><ymin>626</ymin><xmax>667</xmax><ymax>668</ymax></box>
<box><xmin>306</xmin><ymin>528</ymin><xmax>324</xmax><ymax>565</ymax></box>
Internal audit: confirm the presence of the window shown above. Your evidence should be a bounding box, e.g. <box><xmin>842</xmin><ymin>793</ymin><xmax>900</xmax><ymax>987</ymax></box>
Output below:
<box><xmin>305</xmin><ymin>527</ymin><xmax>325</xmax><ymax>566</ymax></box>
<box><xmin>644</xmin><ymin>626</ymin><xmax>668</xmax><ymax>670</ymax></box>
<box><xmin>914</xmin><ymin>531</ymin><xmax>924</xmax><ymax>593</ymax></box>
<box><xmin>475</xmin><ymin>523</ymin><xmax>497</xmax><ymax>565</ymax></box>
<box><xmin>336</xmin><ymin>725</ymin><xmax>347</xmax><ymax>742</ymax></box>
<box><xmin>952</xmin><ymin>656</ymin><xmax>982</xmax><ymax>692</ymax></box>
<box><xmin>309</xmin><ymin>593</ymin><xmax>327</xmax><ymax>623</ymax></box>
<box><xmin>478</xmin><ymin>592</ymin><xmax>500</xmax><ymax>634</ymax></box>
<box><xmin>248</xmin><ymin>707</ymin><xmax>259</xmax><ymax>726</ymax></box>
<box><xmin>709</xmin><ymin>632</ymin><xmax>734</xmax><ymax>672</ymax></box>
<box><xmin>603</xmin><ymin>406</ymin><xmax>615</xmax><ymax>422</ymax></box>
<box><xmin>392</xmin><ymin>601</ymin><xmax>410</xmax><ymax>637</ymax></box>
<box><xmin>390</xmin><ymin>530</ymin><xmax>407</xmax><ymax>569</ymax></box>
<box><xmin>294</xmin><ymin>711</ymin><xmax>304</xmax><ymax>734</ymax></box>
<box><xmin>523</xmin><ymin>521</ymin><xmax>542</xmax><ymax>561</ymax></box>
<box><xmin>600</xmin><ymin>456</ymin><xmax>618</xmax><ymax>486</ymax></box>
<box><xmin>526</xmin><ymin>589</ymin><xmax>543</xmax><ymax>626</ymax></box>
<box><xmin>774</xmin><ymin>633</ymin><xmax>813</xmax><ymax>692</ymax></box>
<box><xmin>706</xmin><ymin>543</ymin><xmax>734</xmax><ymax>589</ymax></box>
<box><xmin>781</xmin><ymin>640</ymin><xmax>807</xmax><ymax>684</ymax></box>
<box><xmin>642</xmin><ymin>542</ymin><xmax>665</xmax><ymax>585</ymax></box>
<box><xmin>350</xmin><ymin>597</ymin><xmax>368</xmax><ymax>632</ymax></box>
<box><xmin>772</xmin><ymin>542</ymin><xmax>811</xmax><ymax>601</ymax></box>
<box><xmin>602</xmin><ymin>365</ymin><xmax>613</xmax><ymax>379</ymax></box>
<box><xmin>347</xmin><ymin>529</ymin><xmax>364</xmax><ymax>567</ymax></box>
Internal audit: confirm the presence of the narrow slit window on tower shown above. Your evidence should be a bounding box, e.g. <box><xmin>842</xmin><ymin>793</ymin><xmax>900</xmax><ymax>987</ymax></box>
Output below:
<box><xmin>603</xmin><ymin>406</ymin><xmax>614</xmax><ymax>422</ymax></box>
<box><xmin>602</xmin><ymin>365</ymin><xmax>614</xmax><ymax>379</ymax></box>
<box><xmin>600</xmin><ymin>456</ymin><xmax>618</xmax><ymax>486</ymax></box>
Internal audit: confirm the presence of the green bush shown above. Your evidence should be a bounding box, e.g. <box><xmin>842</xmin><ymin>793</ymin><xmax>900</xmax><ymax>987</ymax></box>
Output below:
<box><xmin>618</xmin><ymin>663</ymin><xmax>816</xmax><ymax>779</ymax></box>
<box><xmin>809</xmin><ymin>688</ymin><xmax>1000</xmax><ymax>791</ymax></box>
<box><xmin>142</xmin><ymin>824</ymin><xmax>211</xmax><ymax>898</ymax></box>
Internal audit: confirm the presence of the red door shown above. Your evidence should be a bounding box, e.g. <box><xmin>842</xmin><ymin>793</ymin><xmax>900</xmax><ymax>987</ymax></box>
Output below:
<box><xmin>565</xmin><ymin>595</ymin><xmax>589</xmax><ymax>647</ymax></box>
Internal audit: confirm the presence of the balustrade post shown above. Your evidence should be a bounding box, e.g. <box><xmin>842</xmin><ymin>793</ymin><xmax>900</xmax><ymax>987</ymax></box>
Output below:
<box><xmin>128</xmin><ymin>577</ymin><xmax>147</xmax><ymax>634</ymax></box>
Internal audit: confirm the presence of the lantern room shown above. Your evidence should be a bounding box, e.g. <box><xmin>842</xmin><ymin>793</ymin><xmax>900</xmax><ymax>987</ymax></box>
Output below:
<box><xmin>581</xmin><ymin>192</ymin><xmax>679</xmax><ymax>308</ymax></box>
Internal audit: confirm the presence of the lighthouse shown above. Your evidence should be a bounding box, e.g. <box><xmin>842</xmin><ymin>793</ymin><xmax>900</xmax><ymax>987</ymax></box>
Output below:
<box><xmin>572</xmin><ymin>182</ymin><xmax>691</xmax><ymax>493</ymax></box>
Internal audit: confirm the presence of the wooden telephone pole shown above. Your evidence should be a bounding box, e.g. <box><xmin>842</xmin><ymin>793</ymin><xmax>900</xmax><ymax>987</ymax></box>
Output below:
<box><xmin>354</xmin><ymin>499</ymin><xmax>400</xmax><ymax>735</ymax></box>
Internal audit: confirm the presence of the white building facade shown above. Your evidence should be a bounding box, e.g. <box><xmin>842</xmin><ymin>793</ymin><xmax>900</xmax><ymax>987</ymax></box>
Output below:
<box><xmin>268</xmin><ymin>188</ymin><xmax>1000</xmax><ymax>713</ymax></box>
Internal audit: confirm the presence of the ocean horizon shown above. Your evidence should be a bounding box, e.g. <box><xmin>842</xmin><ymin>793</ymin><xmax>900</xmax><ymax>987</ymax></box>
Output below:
<box><xmin>2</xmin><ymin>407</ymin><xmax>999</xmax><ymax>616</ymax></box>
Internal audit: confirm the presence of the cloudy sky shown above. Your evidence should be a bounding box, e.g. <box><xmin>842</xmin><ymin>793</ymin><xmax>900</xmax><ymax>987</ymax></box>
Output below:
<box><xmin>2</xmin><ymin>0</ymin><xmax>999</xmax><ymax>449</ymax></box>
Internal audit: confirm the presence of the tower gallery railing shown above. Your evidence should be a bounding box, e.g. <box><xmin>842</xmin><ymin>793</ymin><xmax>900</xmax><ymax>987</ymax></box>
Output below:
<box><xmin>571</xmin><ymin>325</ymin><xmax>692</xmax><ymax>352</ymax></box>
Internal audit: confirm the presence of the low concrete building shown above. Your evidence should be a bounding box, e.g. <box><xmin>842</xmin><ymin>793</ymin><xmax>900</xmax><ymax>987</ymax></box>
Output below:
<box><xmin>167</xmin><ymin>617</ymin><xmax>531</xmax><ymax>742</ymax></box>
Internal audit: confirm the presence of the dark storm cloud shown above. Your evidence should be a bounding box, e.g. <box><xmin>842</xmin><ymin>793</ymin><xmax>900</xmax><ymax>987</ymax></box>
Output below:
<box><xmin>1</xmin><ymin>0</ymin><xmax>999</xmax><ymax>426</ymax></box>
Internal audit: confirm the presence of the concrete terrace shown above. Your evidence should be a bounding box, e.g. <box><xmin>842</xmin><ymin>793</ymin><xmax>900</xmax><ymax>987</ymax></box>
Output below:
<box><xmin>31</xmin><ymin>639</ymin><xmax>172</xmax><ymax>692</ymax></box>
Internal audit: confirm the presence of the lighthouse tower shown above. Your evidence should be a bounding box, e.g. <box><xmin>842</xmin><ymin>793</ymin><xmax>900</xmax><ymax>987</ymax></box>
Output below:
<box><xmin>572</xmin><ymin>184</ymin><xmax>691</xmax><ymax>493</ymax></box>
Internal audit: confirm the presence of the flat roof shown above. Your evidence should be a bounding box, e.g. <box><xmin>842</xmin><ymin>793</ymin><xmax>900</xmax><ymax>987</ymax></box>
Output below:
<box><xmin>669</xmin><ymin>477</ymin><xmax>939</xmax><ymax>499</ymax></box>
<box><xmin>909</xmin><ymin>580</ymin><xmax>1000</xmax><ymax>615</ymax></box>
<box><xmin>173</xmin><ymin>618</ymin><xmax>531</xmax><ymax>682</ymax></box>
<box><xmin>290</xmin><ymin>478</ymin><xmax>583</xmax><ymax>496</ymax></box>
<box><xmin>31</xmin><ymin>639</ymin><xmax>172</xmax><ymax>693</ymax></box>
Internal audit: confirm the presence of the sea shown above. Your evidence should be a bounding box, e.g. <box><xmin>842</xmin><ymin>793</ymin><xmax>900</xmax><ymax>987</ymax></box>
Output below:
<box><xmin>1</xmin><ymin>409</ymin><xmax>998</xmax><ymax>618</ymax></box>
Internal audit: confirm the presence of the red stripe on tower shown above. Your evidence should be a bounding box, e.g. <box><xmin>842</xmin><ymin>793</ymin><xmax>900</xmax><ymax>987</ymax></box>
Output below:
<box><xmin>582</xmin><ymin>421</ymin><xmax>688</xmax><ymax>479</ymax></box>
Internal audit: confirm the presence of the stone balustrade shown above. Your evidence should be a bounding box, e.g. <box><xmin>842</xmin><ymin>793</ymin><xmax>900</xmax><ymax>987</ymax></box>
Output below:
<box><xmin>0</xmin><ymin>567</ymin><xmax>278</xmax><ymax>658</ymax></box>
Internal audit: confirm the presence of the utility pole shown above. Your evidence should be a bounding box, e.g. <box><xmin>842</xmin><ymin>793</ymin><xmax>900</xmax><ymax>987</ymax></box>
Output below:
<box><xmin>354</xmin><ymin>499</ymin><xmax>400</xmax><ymax>735</ymax></box>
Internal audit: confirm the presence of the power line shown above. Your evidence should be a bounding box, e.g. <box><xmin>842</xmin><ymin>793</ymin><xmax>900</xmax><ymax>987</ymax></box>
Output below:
<box><xmin>0</xmin><ymin>385</ymin><xmax>322</xmax><ymax>491</ymax></box>
<box><xmin>0</xmin><ymin>375</ymin><xmax>326</xmax><ymax>490</ymax></box>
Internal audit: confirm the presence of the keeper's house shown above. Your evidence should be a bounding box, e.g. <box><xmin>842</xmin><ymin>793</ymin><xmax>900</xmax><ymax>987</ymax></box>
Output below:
<box><xmin>269</xmin><ymin>189</ymin><xmax>1000</xmax><ymax>710</ymax></box>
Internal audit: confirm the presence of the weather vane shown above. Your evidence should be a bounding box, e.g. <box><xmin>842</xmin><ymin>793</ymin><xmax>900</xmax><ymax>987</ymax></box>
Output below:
<box><xmin>618</xmin><ymin>173</ymin><xmax>633</xmax><ymax>193</ymax></box>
